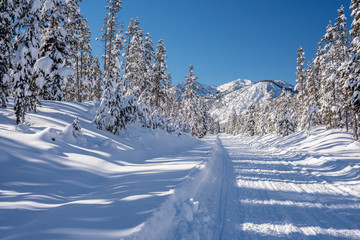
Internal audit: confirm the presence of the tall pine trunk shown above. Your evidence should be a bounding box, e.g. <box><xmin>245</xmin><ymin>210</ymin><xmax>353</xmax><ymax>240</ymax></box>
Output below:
<box><xmin>353</xmin><ymin>110</ymin><xmax>358</xmax><ymax>140</ymax></box>
<box><xmin>345</xmin><ymin>110</ymin><xmax>349</xmax><ymax>132</ymax></box>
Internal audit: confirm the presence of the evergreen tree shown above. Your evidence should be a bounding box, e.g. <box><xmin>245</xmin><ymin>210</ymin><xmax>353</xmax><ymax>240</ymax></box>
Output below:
<box><xmin>334</xmin><ymin>5</ymin><xmax>351</xmax><ymax>129</ymax></box>
<box><xmin>94</xmin><ymin>0</ymin><xmax>123</xmax><ymax>130</ymax></box>
<box><xmin>12</xmin><ymin>0</ymin><xmax>42</xmax><ymax>124</ymax></box>
<box><xmin>181</xmin><ymin>65</ymin><xmax>208</xmax><ymax>137</ymax></box>
<box><xmin>183</xmin><ymin>65</ymin><xmax>198</xmax><ymax>100</ymax></box>
<box><xmin>72</xmin><ymin>117</ymin><xmax>83</xmax><ymax>138</ymax></box>
<box><xmin>122</xmin><ymin>17</ymin><xmax>135</xmax><ymax>89</ymax></box>
<box><xmin>94</xmin><ymin>75</ymin><xmax>115</xmax><ymax>130</ymax></box>
<box><xmin>226</xmin><ymin>107</ymin><xmax>237</xmax><ymax>134</ymax></box>
<box><xmin>294</xmin><ymin>46</ymin><xmax>307</xmax><ymax>127</ymax></box>
<box><xmin>303</xmin><ymin>62</ymin><xmax>321</xmax><ymax>132</ymax></box>
<box><xmin>236</xmin><ymin>112</ymin><xmax>245</xmax><ymax>135</ymax></box>
<box><xmin>77</xmin><ymin>18</ymin><xmax>92</xmax><ymax>101</ymax></box>
<box><xmin>100</xmin><ymin>0</ymin><xmax>122</xmax><ymax>77</ymax></box>
<box><xmin>80</xmin><ymin>50</ymin><xmax>92</xmax><ymax>101</ymax></box>
<box><xmin>123</xmin><ymin>18</ymin><xmax>147</xmax><ymax>97</ymax></box>
<box><xmin>257</xmin><ymin>90</ymin><xmax>274</xmax><ymax>135</ymax></box>
<box><xmin>243</xmin><ymin>102</ymin><xmax>256</xmax><ymax>136</ymax></box>
<box><xmin>194</xmin><ymin>97</ymin><xmax>209</xmax><ymax>138</ymax></box>
<box><xmin>319</xmin><ymin>16</ymin><xmax>350</xmax><ymax>129</ymax></box>
<box><xmin>144</xmin><ymin>32</ymin><xmax>154</xmax><ymax>84</ymax></box>
<box><xmin>112</xmin><ymin>27</ymin><xmax>124</xmax><ymax>84</ymax></box>
<box><xmin>35</xmin><ymin>0</ymin><xmax>70</xmax><ymax>101</ymax></box>
<box><xmin>209</xmin><ymin>121</ymin><xmax>220</xmax><ymax>135</ymax></box>
<box><xmin>64</xmin><ymin>0</ymin><xmax>84</xmax><ymax>101</ymax></box>
<box><xmin>89</xmin><ymin>56</ymin><xmax>103</xmax><ymax>101</ymax></box>
<box><xmin>264</xmin><ymin>91</ymin><xmax>276</xmax><ymax>134</ymax></box>
<box><xmin>106</xmin><ymin>85</ymin><xmax>125</xmax><ymax>134</ymax></box>
<box><xmin>319</xmin><ymin>22</ymin><xmax>336</xmax><ymax>128</ymax></box>
<box><xmin>312</xmin><ymin>41</ymin><xmax>325</xmax><ymax>113</ymax></box>
<box><xmin>277</xmin><ymin>89</ymin><xmax>295</xmax><ymax>137</ymax></box>
<box><xmin>151</xmin><ymin>39</ymin><xmax>168</xmax><ymax>112</ymax></box>
<box><xmin>347</xmin><ymin>0</ymin><xmax>360</xmax><ymax>139</ymax></box>
<box><xmin>0</xmin><ymin>0</ymin><xmax>15</xmax><ymax>108</ymax></box>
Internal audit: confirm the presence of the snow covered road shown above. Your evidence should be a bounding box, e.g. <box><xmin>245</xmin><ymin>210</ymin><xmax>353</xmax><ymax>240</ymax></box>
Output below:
<box><xmin>217</xmin><ymin>134</ymin><xmax>360</xmax><ymax>239</ymax></box>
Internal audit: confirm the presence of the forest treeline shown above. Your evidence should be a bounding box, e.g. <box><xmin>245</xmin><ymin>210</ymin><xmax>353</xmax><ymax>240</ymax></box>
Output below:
<box><xmin>2</xmin><ymin>1</ymin><xmax>360</xmax><ymax>139</ymax></box>
<box><xmin>225</xmin><ymin>3</ymin><xmax>360</xmax><ymax>140</ymax></box>
<box><xmin>0</xmin><ymin>0</ymin><xmax>209</xmax><ymax>137</ymax></box>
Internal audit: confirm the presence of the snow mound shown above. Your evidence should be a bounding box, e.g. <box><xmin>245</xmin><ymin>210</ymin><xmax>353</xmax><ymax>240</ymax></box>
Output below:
<box><xmin>34</xmin><ymin>127</ymin><xmax>59</xmax><ymax>142</ymax></box>
<box><xmin>131</xmin><ymin>137</ymin><xmax>226</xmax><ymax>240</ymax></box>
<box><xmin>0</xmin><ymin>99</ymin><xmax>210</xmax><ymax>240</ymax></box>
<box><xmin>243</xmin><ymin>126</ymin><xmax>360</xmax><ymax>186</ymax></box>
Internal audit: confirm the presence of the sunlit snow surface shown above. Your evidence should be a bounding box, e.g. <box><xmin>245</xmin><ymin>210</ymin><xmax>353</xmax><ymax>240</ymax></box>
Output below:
<box><xmin>219</xmin><ymin>129</ymin><xmax>360</xmax><ymax>239</ymax></box>
<box><xmin>1</xmin><ymin>99</ymin><xmax>360</xmax><ymax>239</ymax></box>
<box><xmin>0</xmin><ymin>99</ymin><xmax>210</xmax><ymax>239</ymax></box>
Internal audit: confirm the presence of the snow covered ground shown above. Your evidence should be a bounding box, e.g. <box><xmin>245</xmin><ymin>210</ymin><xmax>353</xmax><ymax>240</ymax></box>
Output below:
<box><xmin>1</xmin><ymin>100</ymin><xmax>360</xmax><ymax>239</ymax></box>
<box><xmin>219</xmin><ymin>128</ymin><xmax>360</xmax><ymax>239</ymax></box>
<box><xmin>0</xmin><ymin>100</ymin><xmax>211</xmax><ymax>239</ymax></box>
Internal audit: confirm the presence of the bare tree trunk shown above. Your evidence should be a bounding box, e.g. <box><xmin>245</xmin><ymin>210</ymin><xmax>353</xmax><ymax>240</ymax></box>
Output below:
<box><xmin>79</xmin><ymin>51</ymin><xmax>83</xmax><ymax>102</ymax></box>
<box><xmin>345</xmin><ymin>110</ymin><xmax>349</xmax><ymax>132</ymax></box>
<box><xmin>354</xmin><ymin>110</ymin><xmax>358</xmax><ymax>140</ymax></box>
<box><xmin>76</xmin><ymin>43</ymin><xmax>80</xmax><ymax>102</ymax></box>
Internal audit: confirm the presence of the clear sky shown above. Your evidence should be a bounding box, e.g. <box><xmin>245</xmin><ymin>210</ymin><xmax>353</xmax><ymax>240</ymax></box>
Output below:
<box><xmin>80</xmin><ymin>0</ymin><xmax>352</xmax><ymax>86</ymax></box>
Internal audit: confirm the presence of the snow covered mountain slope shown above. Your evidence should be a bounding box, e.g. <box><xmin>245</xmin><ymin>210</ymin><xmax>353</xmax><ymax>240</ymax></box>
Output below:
<box><xmin>0</xmin><ymin>99</ymin><xmax>212</xmax><ymax>240</ymax></box>
<box><xmin>172</xmin><ymin>82</ymin><xmax>219</xmax><ymax>97</ymax></box>
<box><xmin>173</xmin><ymin>78</ymin><xmax>293</xmax><ymax>124</ymax></box>
<box><xmin>208</xmin><ymin>79</ymin><xmax>294</xmax><ymax>124</ymax></box>
<box><xmin>215</xmin><ymin>79</ymin><xmax>252</xmax><ymax>93</ymax></box>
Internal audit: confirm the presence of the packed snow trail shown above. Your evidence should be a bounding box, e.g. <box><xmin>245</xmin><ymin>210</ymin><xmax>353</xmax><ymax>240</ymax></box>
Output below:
<box><xmin>217</xmin><ymin>134</ymin><xmax>360</xmax><ymax>239</ymax></box>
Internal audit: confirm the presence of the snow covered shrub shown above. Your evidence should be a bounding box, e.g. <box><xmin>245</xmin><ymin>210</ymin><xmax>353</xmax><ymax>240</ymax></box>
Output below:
<box><xmin>63</xmin><ymin>117</ymin><xmax>86</xmax><ymax>144</ymax></box>
<box><xmin>72</xmin><ymin>117</ymin><xmax>83</xmax><ymax>138</ymax></box>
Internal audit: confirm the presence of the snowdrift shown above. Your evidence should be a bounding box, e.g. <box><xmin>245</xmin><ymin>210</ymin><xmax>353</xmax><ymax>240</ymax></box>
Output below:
<box><xmin>131</xmin><ymin>136</ymin><xmax>227</xmax><ymax>240</ymax></box>
<box><xmin>242</xmin><ymin>126</ymin><xmax>360</xmax><ymax>194</ymax></box>
<box><xmin>0</xmin><ymin>99</ymin><xmax>212</xmax><ymax>239</ymax></box>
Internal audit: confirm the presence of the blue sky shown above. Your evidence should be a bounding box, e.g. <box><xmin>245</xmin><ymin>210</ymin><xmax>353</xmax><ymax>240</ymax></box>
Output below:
<box><xmin>80</xmin><ymin>0</ymin><xmax>352</xmax><ymax>86</ymax></box>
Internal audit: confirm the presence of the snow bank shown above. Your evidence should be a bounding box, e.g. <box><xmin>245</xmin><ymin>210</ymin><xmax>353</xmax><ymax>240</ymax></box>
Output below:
<box><xmin>0</xmin><ymin>99</ymin><xmax>209</xmax><ymax>240</ymax></box>
<box><xmin>130</xmin><ymin>136</ymin><xmax>226</xmax><ymax>240</ymax></box>
<box><xmin>247</xmin><ymin>126</ymin><xmax>357</xmax><ymax>154</ymax></box>
<box><xmin>236</xmin><ymin>126</ymin><xmax>360</xmax><ymax>194</ymax></box>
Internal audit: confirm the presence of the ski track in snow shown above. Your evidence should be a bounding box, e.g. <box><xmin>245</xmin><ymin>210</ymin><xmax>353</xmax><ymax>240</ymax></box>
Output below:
<box><xmin>218</xmin><ymin>134</ymin><xmax>360</xmax><ymax>239</ymax></box>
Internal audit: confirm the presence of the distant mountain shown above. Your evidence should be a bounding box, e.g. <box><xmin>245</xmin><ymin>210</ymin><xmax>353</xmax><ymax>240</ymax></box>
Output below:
<box><xmin>216</xmin><ymin>79</ymin><xmax>252</xmax><ymax>93</ymax></box>
<box><xmin>172</xmin><ymin>78</ymin><xmax>294</xmax><ymax>125</ymax></box>
<box><xmin>172</xmin><ymin>82</ymin><xmax>219</xmax><ymax>97</ymax></box>
<box><xmin>208</xmin><ymin>79</ymin><xmax>294</xmax><ymax>124</ymax></box>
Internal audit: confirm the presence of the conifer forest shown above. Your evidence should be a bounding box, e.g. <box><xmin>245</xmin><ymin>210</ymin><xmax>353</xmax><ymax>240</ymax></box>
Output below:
<box><xmin>2</xmin><ymin>1</ymin><xmax>360</xmax><ymax>239</ymax></box>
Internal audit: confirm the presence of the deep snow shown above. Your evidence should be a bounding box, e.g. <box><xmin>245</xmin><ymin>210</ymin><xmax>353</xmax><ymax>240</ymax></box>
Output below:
<box><xmin>219</xmin><ymin>128</ymin><xmax>360</xmax><ymax>239</ymax></box>
<box><xmin>1</xmin><ymin>100</ymin><xmax>360</xmax><ymax>239</ymax></box>
<box><xmin>0</xmin><ymin>100</ymin><xmax>211</xmax><ymax>239</ymax></box>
